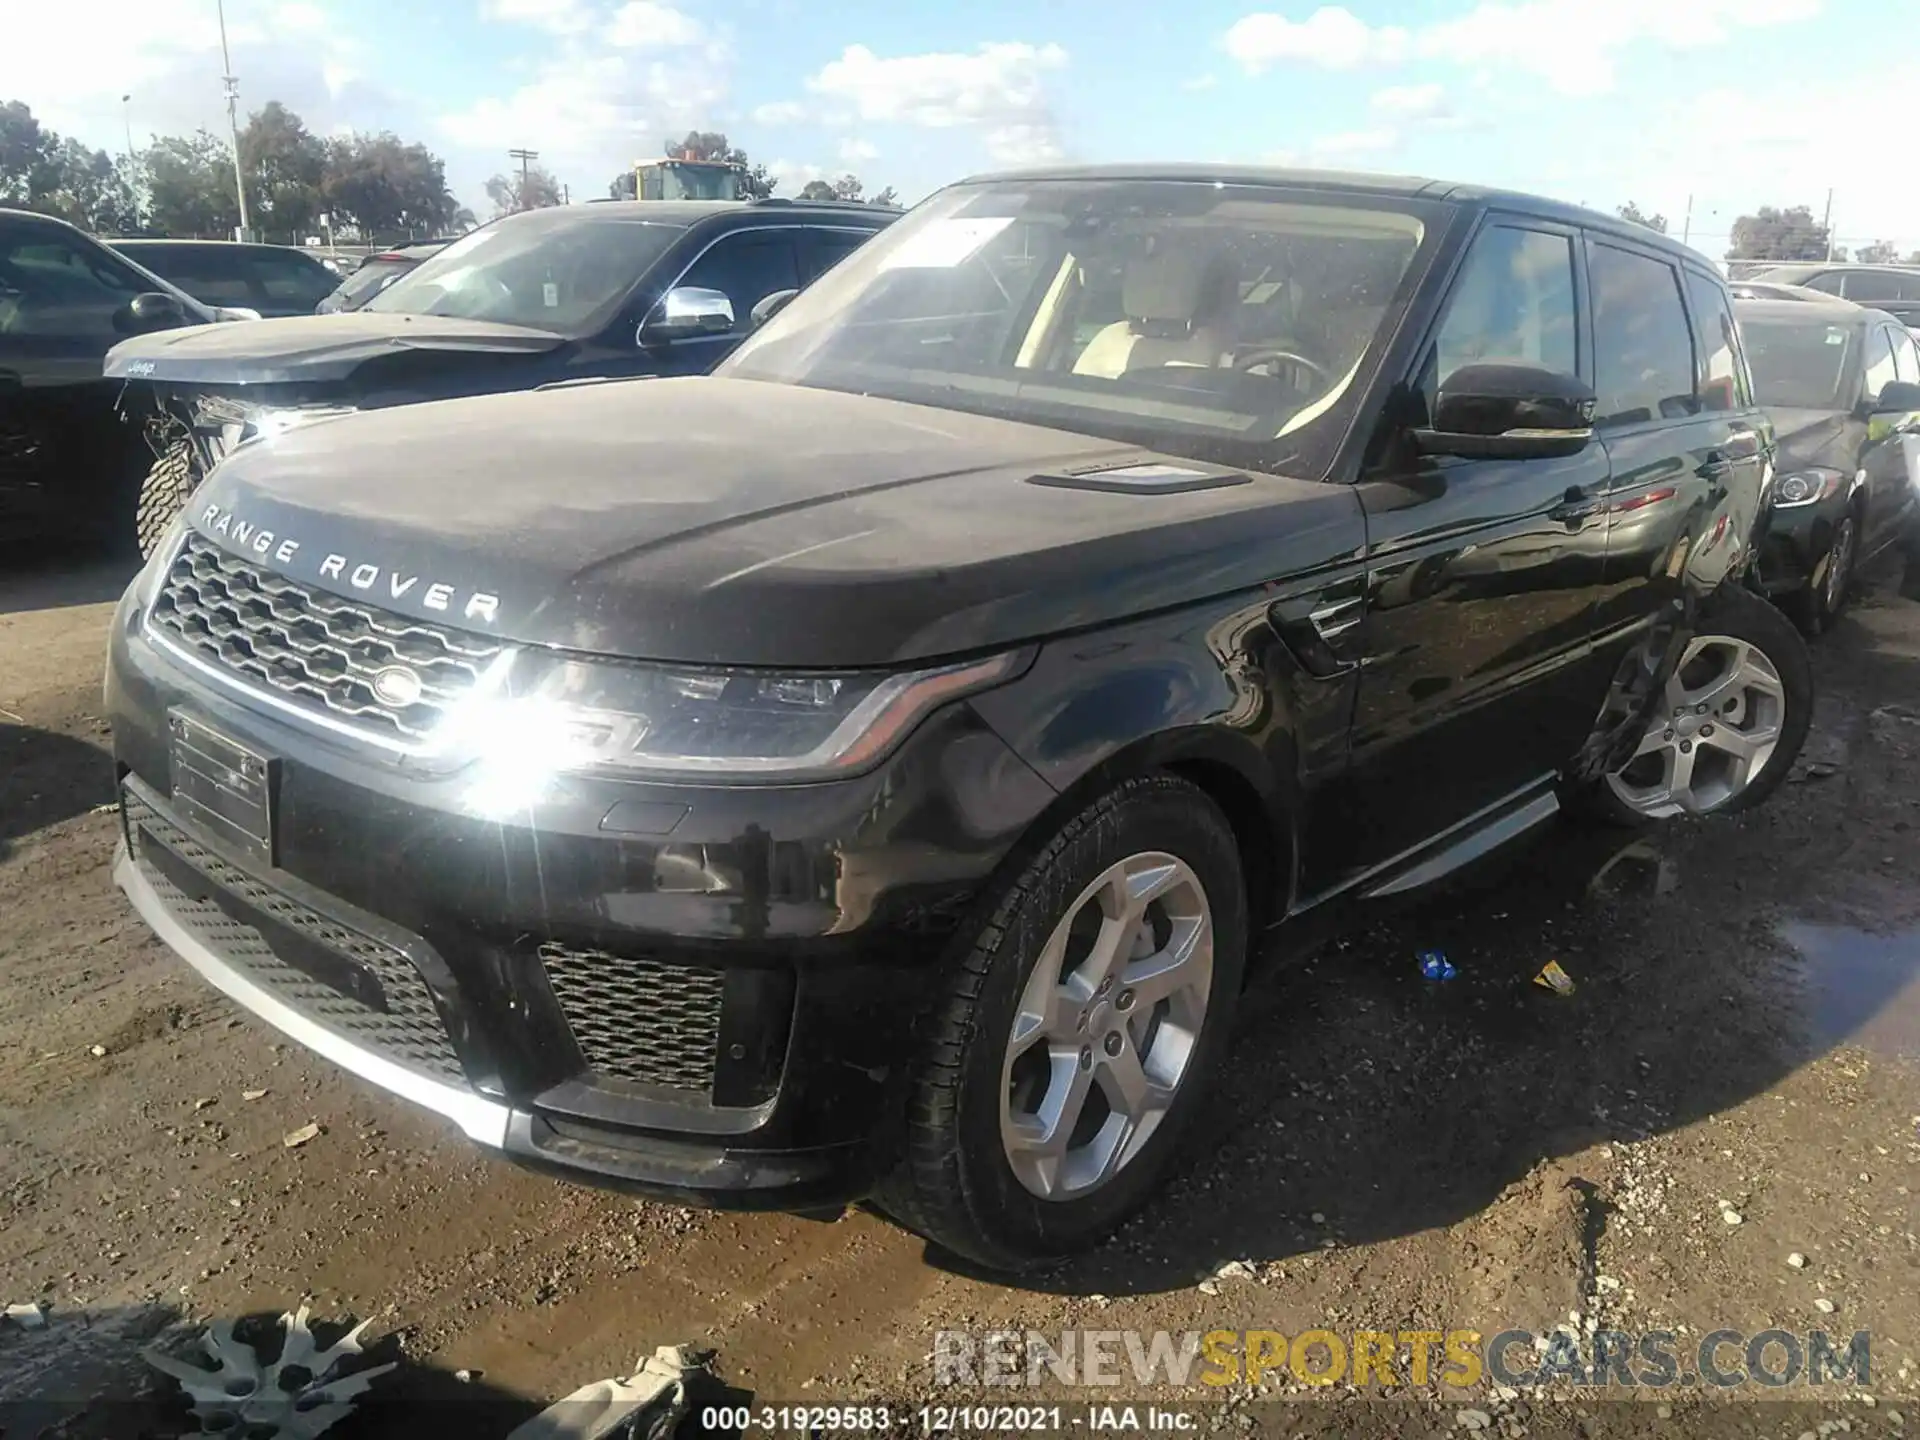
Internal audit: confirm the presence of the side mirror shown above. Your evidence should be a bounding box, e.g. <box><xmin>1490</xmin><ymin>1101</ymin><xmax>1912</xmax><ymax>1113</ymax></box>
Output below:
<box><xmin>639</xmin><ymin>286</ymin><xmax>736</xmax><ymax>345</ymax></box>
<box><xmin>213</xmin><ymin>305</ymin><xmax>264</xmax><ymax>323</ymax></box>
<box><xmin>117</xmin><ymin>291</ymin><xmax>188</xmax><ymax>334</ymax></box>
<box><xmin>750</xmin><ymin>288</ymin><xmax>799</xmax><ymax>331</ymax></box>
<box><xmin>1413</xmin><ymin>362</ymin><xmax>1597</xmax><ymax>461</ymax></box>
<box><xmin>1871</xmin><ymin>379</ymin><xmax>1920</xmax><ymax>413</ymax></box>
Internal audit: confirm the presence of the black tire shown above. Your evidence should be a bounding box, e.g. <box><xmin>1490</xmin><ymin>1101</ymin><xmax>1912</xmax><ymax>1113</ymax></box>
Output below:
<box><xmin>1585</xmin><ymin>584</ymin><xmax>1812</xmax><ymax>827</ymax></box>
<box><xmin>135</xmin><ymin>438</ymin><xmax>202</xmax><ymax>559</ymax></box>
<box><xmin>1790</xmin><ymin>504</ymin><xmax>1859</xmax><ymax>637</ymax></box>
<box><xmin>875</xmin><ymin>774</ymin><xmax>1249</xmax><ymax>1272</ymax></box>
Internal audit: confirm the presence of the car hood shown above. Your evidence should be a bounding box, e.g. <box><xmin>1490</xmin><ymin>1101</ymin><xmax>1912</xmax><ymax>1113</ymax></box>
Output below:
<box><xmin>1764</xmin><ymin>406</ymin><xmax>1855</xmax><ymax>472</ymax></box>
<box><xmin>104</xmin><ymin>312</ymin><xmax>567</xmax><ymax>386</ymax></box>
<box><xmin>180</xmin><ymin>377</ymin><xmax>1360</xmax><ymax>667</ymax></box>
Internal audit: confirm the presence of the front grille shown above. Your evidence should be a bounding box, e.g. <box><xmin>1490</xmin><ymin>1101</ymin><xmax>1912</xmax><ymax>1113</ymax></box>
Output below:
<box><xmin>149</xmin><ymin>532</ymin><xmax>504</xmax><ymax>741</ymax></box>
<box><xmin>127</xmin><ymin>790</ymin><xmax>465</xmax><ymax>1083</ymax></box>
<box><xmin>540</xmin><ymin>943</ymin><xmax>725</xmax><ymax>1094</ymax></box>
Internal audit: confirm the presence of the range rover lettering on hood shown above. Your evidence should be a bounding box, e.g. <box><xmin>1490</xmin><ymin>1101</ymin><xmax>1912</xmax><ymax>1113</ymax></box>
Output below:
<box><xmin>196</xmin><ymin>502</ymin><xmax>502</xmax><ymax>625</ymax></box>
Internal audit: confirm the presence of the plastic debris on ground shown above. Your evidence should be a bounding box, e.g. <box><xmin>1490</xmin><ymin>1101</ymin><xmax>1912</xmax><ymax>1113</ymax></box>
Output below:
<box><xmin>507</xmin><ymin>1344</ymin><xmax>712</xmax><ymax>1440</ymax></box>
<box><xmin>142</xmin><ymin>1305</ymin><xmax>394</xmax><ymax>1439</ymax></box>
<box><xmin>1533</xmin><ymin>959</ymin><xmax>1576</xmax><ymax>996</ymax></box>
<box><xmin>1417</xmin><ymin>950</ymin><xmax>1457</xmax><ymax>982</ymax></box>
<box><xmin>282</xmin><ymin>1122</ymin><xmax>322</xmax><ymax>1148</ymax></box>
<box><xmin>5</xmin><ymin>1301</ymin><xmax>49</xmax><ymax>1330</ymax></box>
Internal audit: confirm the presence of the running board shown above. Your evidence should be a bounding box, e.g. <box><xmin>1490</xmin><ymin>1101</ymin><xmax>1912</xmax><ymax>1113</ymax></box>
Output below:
<box><xmin>1357</xmin><ymin>787</ymin><xmax>1562</xmax><ymax>900</ymax></box>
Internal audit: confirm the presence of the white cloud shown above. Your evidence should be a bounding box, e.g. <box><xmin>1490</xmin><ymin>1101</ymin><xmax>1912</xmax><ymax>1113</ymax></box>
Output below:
<box><xmin>604</xmin><ymin>1</ymin><xmax>702</xmax><ymax>49</ymax></box>
<box><xmin>1310</xmin><ymin>126</ymin><xmax>1399</xmax><ymax>156</ymax></box>
<box><xmin>275</xmin><ymin>2</ymin><xmax>329</xmax><ymax>32</ymax></box>
<box><xmin>767</xmin><ymin>158</ymin><xmax>826</xmax><ymax>192</ymax></box>
<box><xmin>838</xmin><ymin>137</ymin><xmax>879</xmax><ymax>165</ymax></box>
<box><xmin>480</xmin><ymin>0</ymin><xmax>592</xmax><ymax>35</ymax></box>
<box><xmin>1183</xmin><ymin>74</ymin><xmax>1220</xmax><ymax>92</ymax></box>
<box><xmin>1224</xmin><ymin>0</ymin><xmax>1818</xmax><ymax>95</ymax></box>
<box><xmin>1370</xmin><ymin>82</ymin><xmax>1447</xmax><ymax>118</ymax></box>
<box><xmin>752</xmin><ymin>100</ymin><xmax>808</xmax><ymax>126</ymax></box>
<box><xmin>805</xmin><ymin>41</ymin><xmax>1070</xmax><ymax>164</ymax></box>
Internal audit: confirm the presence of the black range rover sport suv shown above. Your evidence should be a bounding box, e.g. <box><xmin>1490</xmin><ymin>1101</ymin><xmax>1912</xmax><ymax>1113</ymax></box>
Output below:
<box><xmin>107</xmin><ymin>166</ymin><xmax>1810</xmax><ymax>1269</ymax></box>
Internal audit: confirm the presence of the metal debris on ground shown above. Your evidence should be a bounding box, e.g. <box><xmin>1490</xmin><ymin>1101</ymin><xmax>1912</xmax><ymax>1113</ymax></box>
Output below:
<box><xmin>1532</xmin><ymin>960</ymin><xmax>1576</xmax><ymax>996</ymax></box>
<box><xmin>507</xmin><ymin>1344</ymin><xmax>713</xmax><ymax>1440</ymax></box>
<box><xmin>142</xmin><ymin>1305</ymin><xmax>394</xmax><ymax>1439</ymax></box>
<box><xmin>5</xmin><ymin>1301</ymin><xmax>48</xmax><ymax>1330</ymax></box>
<box><xmin>1417</xmin><ymin>950</ymin><xmax>1458</xmax><ymax>982</ymax></box>
<box><xmin>282</xmin><ymin>1123</ymin><xmax>323</xmax><ymax>1148</ymax></box>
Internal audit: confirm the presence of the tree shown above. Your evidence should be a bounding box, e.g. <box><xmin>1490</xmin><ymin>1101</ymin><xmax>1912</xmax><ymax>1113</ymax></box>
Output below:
<box><xmin>1727</xmin><ymin>205</ymin><xmax>1832</xmax><ymax>263</ymax></box>
<box><xmin>145</xmin><ymin>130</ymin><xmax>240</xmax><ymax>236</ymax></box>
<box><xmin>0</xmin><ymin>99</ymin><xmax>50</xmax><ymax>205</ymax></box>
<box><xmin>484</xmin><ymin>163</ymin><xmax>562</xmax><ymax>217</ymax></box>
<box><xmin>799</xmin><ymin>174</ymin><xmax>866</xmax><ymax>202</ymax></box>
<box><xmin>868</xmin><ymin>185</ymin><xmax>901</xmax><ymax>209</ymax></box>
<box><xmin>1856</xmin><ymin>239</ymin><xmax>1901</xmax><ymax>265</ymax></box>
<box><xmin>239</xmin><ymin>101</ymin><xmax>326</xmax><ymax>238</ymax></box>
<box><xmin>1616</xmin><ymin>200</ymin><xmax>1667</xmax><ymax>234</ymax></box>
<box><xmin>608</xmin><ymin>169</ymin><xmax>636</xmax><ymax>200</ymax></box>
<box><xmin>323</xmin><ymin>132</ymin><xmax>461</xmax><ymax>241</ymax></box>
<box><xmin>0</xmin><ymin>99</ymin><xmax>140</xmax><ymax>231</ymax></box>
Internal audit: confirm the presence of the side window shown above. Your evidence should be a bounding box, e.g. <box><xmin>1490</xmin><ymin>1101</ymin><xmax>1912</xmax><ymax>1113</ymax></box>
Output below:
<box><xmin>1862</xmin><ymin>325</ymin><xmax>1899</xmax><ymax>402</ymax></box>
<box><xmin>1841</xmin><ymin>271</ymin><xmax>1900</xmax><ymax>303</ymax></box>
<box><xmin>808</xmin><ymin>231</ymin><xmax>871</xmax><ymax>279</ymax></box>
<box><xmin>0</xmin><ymin>233</ymin><xmax>146</xmax><ymax>339</ymax></box>
<box><xmin>674</xmin><ymin>232</ymin><xmax>802</xmax><ymax>332</ymax></box>
<box><xmin>1684</xmin><ymin>270</ymin><xmax>1751</xmax><ymax>411</ymax></box>
<box><xmin>249</xmin><ymin>254</ymin><xmax>335</xmax><ymax>309</ymax></box>
<box><xmin>1893</xmin><ymin>329</ymin><xmax>1920</xmax><ymax>385</ymax></box>
<box><xmin>1429</xmin><ymin>224</ymin><xmax>1577</xmax><ymax>399</ymax></box>
<box><xmin>1588</xmin><ymin>243</ymin><xmax>1697</xmax><ymax>429</ymax></box>
<box><xmin>1804</xmin><ymin>273</ymin><xmax>1846</xmax><ymax>295</ymax></box>
<box><xmin>150</xmin><ymin>248</ymin><xmax>259</xmax><ymax>309</ymax></box>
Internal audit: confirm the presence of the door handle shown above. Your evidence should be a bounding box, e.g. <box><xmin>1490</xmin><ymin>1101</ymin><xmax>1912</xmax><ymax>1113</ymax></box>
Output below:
<box><xmin>1697</xmin><ymin>450</ymin><xmax>1733</xmax><ymax>482</ymax></box>
<box><xmin>1548</xmin><ymin>487</ymin><xmax>1604</xmax><ymax>524</ymax></box>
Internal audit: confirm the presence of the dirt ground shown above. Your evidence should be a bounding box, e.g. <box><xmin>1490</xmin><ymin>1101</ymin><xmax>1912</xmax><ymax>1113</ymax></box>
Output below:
<box><xmin>1</xmin><ymin>543</ymin><xmax>1916</xmax><ymax>1440</ymax></box>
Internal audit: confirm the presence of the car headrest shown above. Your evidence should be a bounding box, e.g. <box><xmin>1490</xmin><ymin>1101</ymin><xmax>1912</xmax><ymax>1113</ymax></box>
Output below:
<box><xmin>1124</xmin><ymin>250</ymin><xmax>1235</xmax><ymax>339</ymax></box>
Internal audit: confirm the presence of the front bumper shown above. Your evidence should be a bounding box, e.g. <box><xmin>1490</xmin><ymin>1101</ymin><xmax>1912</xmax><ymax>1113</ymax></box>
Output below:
<box><xmin>1756</xmin><ymin>495</ymin><xmax>1845</xmax><ymax>595</ymax></box>
<box><xmin>106</xmin><ymin>572</ymin><xmax>1058</xmax><ymax>1209</ymax></box>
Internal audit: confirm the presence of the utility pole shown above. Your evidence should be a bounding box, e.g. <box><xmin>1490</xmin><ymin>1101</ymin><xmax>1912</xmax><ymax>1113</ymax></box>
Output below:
<box><xmin>1681</xmin><ymin>193</ymin><xmax>1693</xmax><ymax>249</ymax></box>
<box><xmin>508</xmin><ymin>148</ymin><xmax>538</xmax><ymax>209</ymax></box>
<box><xmin>217</xmin><ymin>0</ymin><xmax>251</xmax><ymax>241</ymax></box>
<box><xmin>1822</xmin><ymin>188</ymin><xmax>1835</xmax><ymax>263</ymax></box>
<box><xmin>121</xmin><ymin>94</ymin><xmax>134</xmax><ymax>165</ymax></box>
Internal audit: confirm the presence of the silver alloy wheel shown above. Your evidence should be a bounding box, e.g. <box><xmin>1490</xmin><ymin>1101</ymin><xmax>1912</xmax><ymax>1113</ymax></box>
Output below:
<box><xmin>999</xmin><ymin>852</ymin><xmax>1214</xmax><ymax>1200</ymax></box>
<box><xmin>1605</xmin><ymin>633</ymin><xmax>1787</xmax><ymax>819</ymax></box>
<box><xmin>1824</xmin><ymin>515</ymin><xmax>1856</xmax><ymax>613</ymax></box>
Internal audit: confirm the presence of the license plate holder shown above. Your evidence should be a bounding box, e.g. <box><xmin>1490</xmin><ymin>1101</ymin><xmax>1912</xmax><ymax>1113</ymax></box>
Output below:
<box><xmin>168</xmin><ymin>711</ymin><xmax>275</xmax><ymax>865</ymax></box>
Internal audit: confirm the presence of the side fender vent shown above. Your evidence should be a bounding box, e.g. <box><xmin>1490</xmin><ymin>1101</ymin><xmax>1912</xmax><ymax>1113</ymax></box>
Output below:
<box><xmin>1027</xmin><ymin>462</ymin><xmax>1252</xmax><ymax>496</ymax></box>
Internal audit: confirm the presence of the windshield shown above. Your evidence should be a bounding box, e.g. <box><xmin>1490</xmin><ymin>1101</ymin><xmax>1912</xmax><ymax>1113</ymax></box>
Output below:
<box><xmin>720</xmin><ymin>178</ymin><xmax>1437</xmax><ymax>476</ymax></box>
<box><xmin>1741</xmin><ymin>317</ymin><xmax>1856</xmax><ymax>411</ymax></box>
<box><xmin>365</xmin><ymin>211</ymin><xmax>685</xmax><ymax>332</ymax></box>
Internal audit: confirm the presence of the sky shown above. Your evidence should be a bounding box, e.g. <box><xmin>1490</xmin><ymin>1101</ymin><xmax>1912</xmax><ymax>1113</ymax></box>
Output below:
<box><xmin>4</xmin><ymin>0</ymin><xmax>1914</xmax><ymax>257</ymax></box>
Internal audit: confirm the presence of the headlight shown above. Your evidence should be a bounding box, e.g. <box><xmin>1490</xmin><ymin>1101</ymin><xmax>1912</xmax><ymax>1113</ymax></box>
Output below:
<box><xmin>1773</xmin><ymin>468</ymin><xmax>1845</xmax><ymax>508</ymax></box>
<box><xmin>249</xmin><ymin>405</ymin><xmax>357</xmax><ymax>442</ymax></box>
<box><xmin>447</xmin><ymin>650</ymin><xmax>1031</xmax><ymax>808</ymax></box>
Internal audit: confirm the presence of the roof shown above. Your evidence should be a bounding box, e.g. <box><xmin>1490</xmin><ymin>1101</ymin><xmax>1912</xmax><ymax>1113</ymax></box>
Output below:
<box><xmin>0</xmin><ymin>205</ymin><xmax>83</xmax><ymax>232</ymax></box>
<box><xmin>112</xmin><ymin>237</ymin><xmax>324</xmax><ymax>258</ymax></box>
<box><xmin>1734</xmin><ymin>295</ymin><xmax>1868</xmax><ymax>323</ymax></box>
<box><xmin>949</xmin><ymin>163</ymin><xmax>1710</xmax><ymax>266</ymax></box>
<box><xmin>547</xmin><ymin>199</ymin><xmax>892</xmax><ymax>225</ymax></box>
<box><xmin>1753</xmin><ymin>261</ymin><xmax>1920</xmax><ymax>280</ymax></box>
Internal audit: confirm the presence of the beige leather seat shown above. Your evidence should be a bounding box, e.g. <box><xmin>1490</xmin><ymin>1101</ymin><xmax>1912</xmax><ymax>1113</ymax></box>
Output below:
<box><xmin>1073</xmin><ymin>250</ymin><xmax>1239</xmax><ymax>379</ymax></box>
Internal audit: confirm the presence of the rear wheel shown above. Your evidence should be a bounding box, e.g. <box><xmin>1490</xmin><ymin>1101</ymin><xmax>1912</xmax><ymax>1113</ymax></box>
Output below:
<box><xmin>135</xmin><ymin>437</ymin><xmax>202</xmax><ymax>559</ymax></box>
<box><xmin>877</xmin><ymin>774</ymin><xmax>1248</xmax><ymax>1271</ymax></box>
<box><xmin>1593</xmin><ymin>585</ymin><xmax>1812</xmax><ymax>825</ymax></box>
<box><xmin>1791</xmin><ymin>506</ymin><xmax>1859</xmax><ymax>636</ymax></box>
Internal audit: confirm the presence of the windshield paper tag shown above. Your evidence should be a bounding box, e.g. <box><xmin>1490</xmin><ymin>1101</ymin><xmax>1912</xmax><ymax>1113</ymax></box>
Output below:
<box><xmin>543</xmin><ymin>282</ymin><xmax>560</xmax><ymax>308</ymax></box>
<box><xmin>879</xmin><ymin>217</ymin><xmax>1015</xmax><ymax>271</ymax></box>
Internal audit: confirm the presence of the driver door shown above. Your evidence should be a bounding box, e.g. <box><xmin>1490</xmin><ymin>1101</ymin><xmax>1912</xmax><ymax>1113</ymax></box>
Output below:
<box><xmin>1311</xmin><ymin>217</ymin><xmax>1614</xmax><ymax>891</ymax></box>
<box><xmin>648</xmin><ymin>229</ymin><xmax>803</xmax><ymax>377</ymax></box>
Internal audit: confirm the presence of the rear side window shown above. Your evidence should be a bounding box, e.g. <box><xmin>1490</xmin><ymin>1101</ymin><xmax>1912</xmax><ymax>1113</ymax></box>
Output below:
<box><xmin>1683</xmin><ymin>270</ymin><xmax>1751</xmax><ymax>411</ymax></box>
<box><xmin>1803</xmin><ymin>273</ymin><xmax>1846</xmax><ymax>295</ymax></box>
<box><xmin>133</xmin><ymin>246</ymin><xmax>257</xmax><ymax>308</ymax></box>
<box><xmin>1839</xmin><ymin>271</ymin><xmax>1920</xmax><ymax>303</ymax></box>
<box><xmin>1588</xmin><ymin>242</ymin><xmax>1697</xmax><ymax>429</ymax></box>
<box><xmin>1862</xmin><ymin>325</ymin><xmax>1899</xmax><ymax>401</ymax></box>
<box><xmin>809</xmin><ymin>230</ymin><xmax>872</xmax><ymax>279</ymax></box>
<box><xmin>249</xmin><ymin>252</ymin><xmax>335</xmax><ymax>308</ymax></box>
<box><xmin>1429</xmin><ymin>224</ymin><xmax>1577</xmax><ymax>390</ymax></box>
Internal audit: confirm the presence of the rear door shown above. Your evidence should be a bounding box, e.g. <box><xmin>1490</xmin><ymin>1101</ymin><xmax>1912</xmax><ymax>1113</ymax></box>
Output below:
<box><xmin>797</xmin><ymin>226</ymin><xmax>879</xmax><ymax>284</ymax></box>
<box><xmin>132</xmin><ymin>244</ymin><xmax>262</xmax><ymax>313</ymax></box>
<box><xmin>1331</xmin><ymin>214</ymin><xmax>1613</xmax><ymax>885</ymax></box>
<box><xmin>245</xmin><ymin>250</ymin><xmax>339</xmax><ymax>316</ymax></box>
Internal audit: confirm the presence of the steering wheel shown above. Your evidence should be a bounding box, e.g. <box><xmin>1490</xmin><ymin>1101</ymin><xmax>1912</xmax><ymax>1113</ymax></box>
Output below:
<box><xmin>1233</xmin><ymin>347</ymin><xmax>1331</xmax><ymax>383</ymax></box>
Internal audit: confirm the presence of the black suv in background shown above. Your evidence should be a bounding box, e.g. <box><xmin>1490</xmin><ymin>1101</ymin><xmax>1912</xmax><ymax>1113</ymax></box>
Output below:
<box><xmin>1</xmin><ymin>208</ymin><xmax>217</xmax><ymax>548</ymax></box>
<box><xmin>1737</xmin><ymin>294</ymin><xmax>1920</xmax><ymax>631</ymax></box>
<box><xmin>107</xmin><ymin>166</ymin><xmax>1809</xmax><ymax>1269</ymax></box>
<box><xmin>109</xmin><ymin>239</ymin><xmax>342</xmax><ymax>319</ymax></box>
<box><xmin>106</xmin><ymin>198</ymin><xmax>896</xmax><ymax>555</ymax></box>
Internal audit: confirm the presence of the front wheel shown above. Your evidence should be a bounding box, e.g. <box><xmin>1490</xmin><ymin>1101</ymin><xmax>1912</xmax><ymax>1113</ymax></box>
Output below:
<box><xmin>876</xmin><ymin>774</ymin><xmax>1249</xmax><ymax>1271</ymax></box>
<box><xmin>1791</xmin><ymin>507</ymin><xmax>1858</xmax><ymax>637</ymax></box>
<box><xmin>1591</xmin><ymin>585</ymin><xmax>1812</xmax><ymax>825</ymax></box>
<box><xmin>135</xmin><ymin>437</ymin><xmax>203</xmax><ymax>559</ymax></box>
